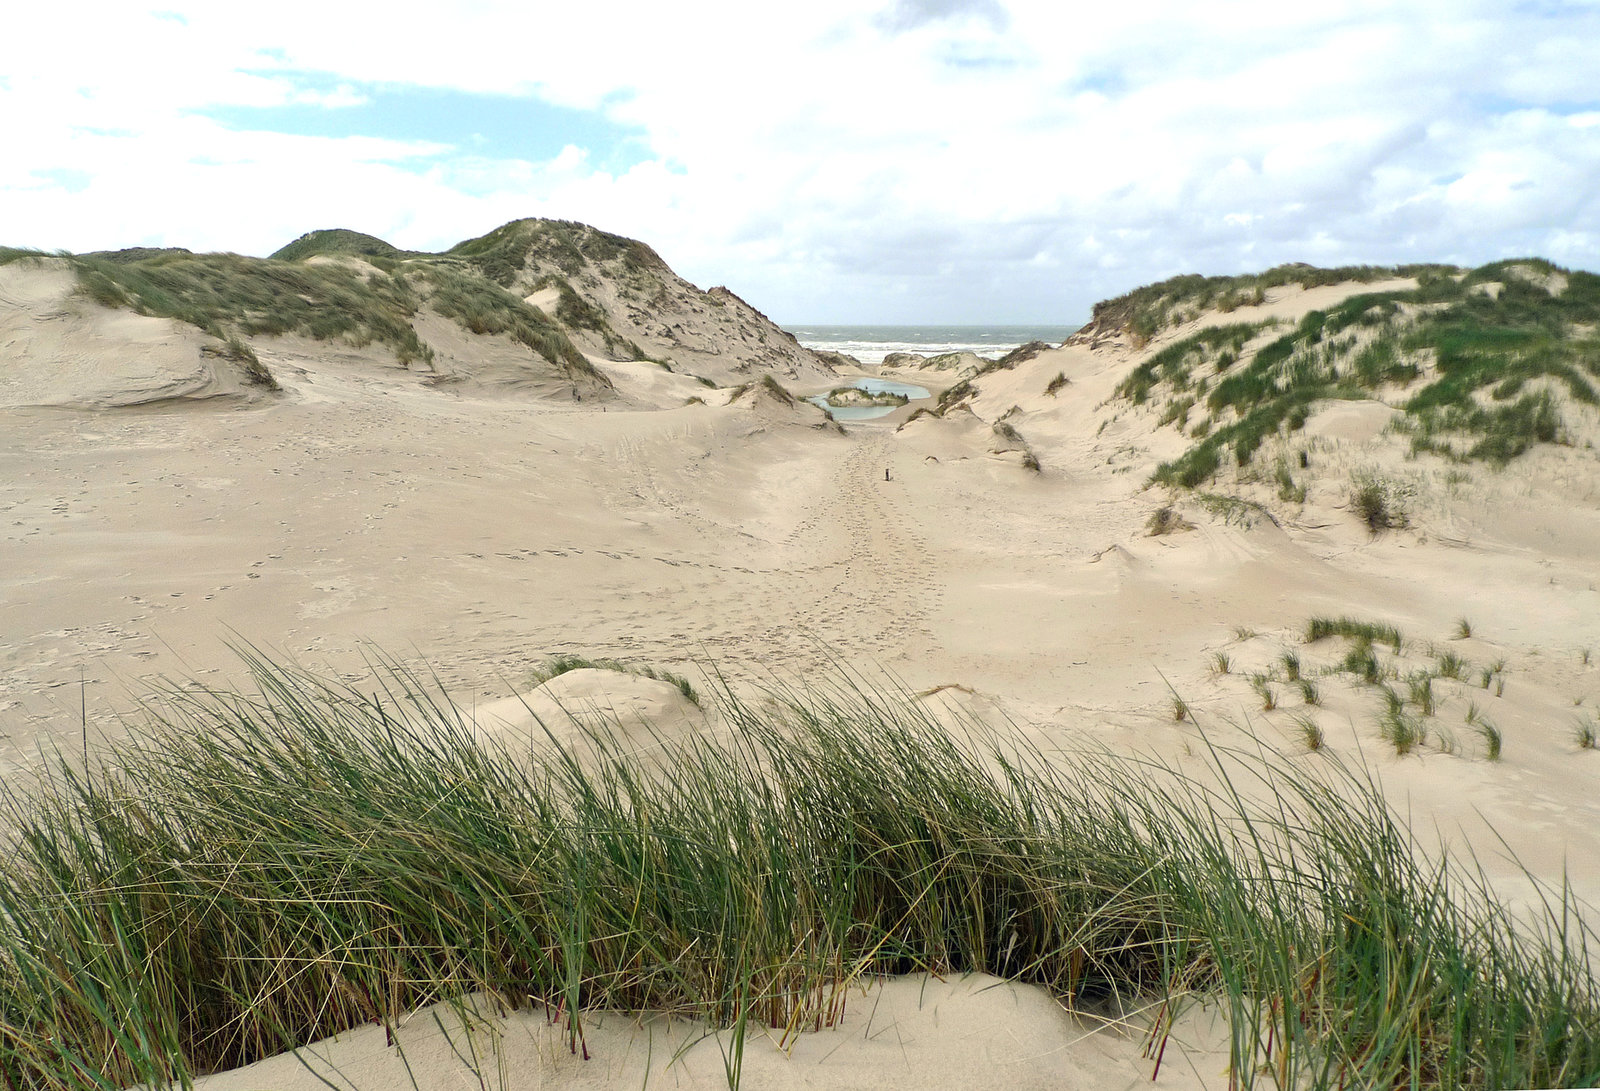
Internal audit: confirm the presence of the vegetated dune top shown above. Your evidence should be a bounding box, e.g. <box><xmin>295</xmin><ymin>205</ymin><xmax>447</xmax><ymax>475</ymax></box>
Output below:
<box><xmin>934</xmin><ymin>256</ymin><xmax>1600</xmax><ymax>517</ymax></box>
<box><xmin>0</xmin><ymin>219</ymin><xmax>833</xmax><ymax>410</ymax></box>
<box><xmin>276</xmin><ymin>219</ymin><xmax>833</xmax><ymax>385</ymax></box>
<box><xmin>890</xmin><ymin>255</ymin><xmax>1600</xmax><ymax>902</ymax></box>
<box><xmin>4</xmin><ymin>246</ymin><xmax>1600</xmax><ymax>1090</ymax></box>
<box><xmin>0</xmin><ymin>261</ymin><xmax>266</xmax><ymax>408</ymax></box>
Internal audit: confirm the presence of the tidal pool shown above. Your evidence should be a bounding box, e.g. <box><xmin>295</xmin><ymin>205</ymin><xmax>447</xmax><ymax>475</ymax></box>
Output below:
<box><xmin>807</xmin><ymin>377</ymin><xmax>932</xmax><ymax>421</ymax></box>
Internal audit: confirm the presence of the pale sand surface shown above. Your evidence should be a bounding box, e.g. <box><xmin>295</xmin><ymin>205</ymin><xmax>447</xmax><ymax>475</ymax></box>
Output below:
<box><xmin>5</xmin><ymin>270</ymin><xmax>1600</xmax><ymax>1087</ymax></box>
<box><xmin>192</xmin><ymin>976</ymin><xmax>1228</xmax><ymax>1091</ymax></box>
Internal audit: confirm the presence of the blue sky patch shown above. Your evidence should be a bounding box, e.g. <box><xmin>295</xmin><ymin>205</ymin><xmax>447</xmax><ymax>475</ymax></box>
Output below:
<box><xmin>202</xmin><ymin>80</ymin><xmax>652</xmax><ymax>172</ymax></box>
<box><xmin>33</xmin><ymin>168</ymin><xmax>92</xmax><ymax>194</ymax></box>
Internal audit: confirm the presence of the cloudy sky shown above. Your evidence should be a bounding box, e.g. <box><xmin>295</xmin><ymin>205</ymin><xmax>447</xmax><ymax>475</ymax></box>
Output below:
<box><xmin>6</xmin><ymin>1</ymin><xmax>1600</xmax><ymax>323</ymax></box>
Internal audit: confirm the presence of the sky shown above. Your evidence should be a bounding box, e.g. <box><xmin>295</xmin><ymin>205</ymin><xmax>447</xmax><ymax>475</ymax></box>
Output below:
<box><xmin>5</xmin><ymin>1</ymin><xmax>1600</xmax><ymax>324</ymax></box>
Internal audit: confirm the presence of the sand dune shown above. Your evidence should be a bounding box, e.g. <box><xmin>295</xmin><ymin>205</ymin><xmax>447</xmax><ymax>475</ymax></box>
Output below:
<box><xmin>4</xmin><ymin>256</ymin><xmax>1600</xmax><ymax>1088</ymax></box>
<box><xmin>0</xmin><ymin>262</ymin><xmax>264</xmax><ymax>408</ymax></box>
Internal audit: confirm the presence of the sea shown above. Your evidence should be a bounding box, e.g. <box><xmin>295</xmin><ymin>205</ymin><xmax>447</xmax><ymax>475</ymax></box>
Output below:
<box><xmin>791</xmin><ymin>325</ymin><xmax>1081</xmax><ymax>367</ymax></box>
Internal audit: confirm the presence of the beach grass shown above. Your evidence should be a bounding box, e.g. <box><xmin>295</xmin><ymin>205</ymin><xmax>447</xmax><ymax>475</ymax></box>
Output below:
<box><xmin>1089</xmin><ymin>263</ymin><xmax>1440</xmax><ymax>345</ymax></box>
<box><xmin>1350</xmin><ymin>471</ymin><xmax>1410</xmax><ymax>533</ymax></box>
<box><xmin>1465</xmin><ymin>704</ymin><xmax>1503</xmax><ymax>761</ymax></box>
<box><xmin>0</xmin><ymin>247</ymin><xmax>55</xmax><ymax>266</ymax></box>
<box><xmin>421</xmin><ymin>266</ymin><xmax>602</xmax><ymax>380</ymax></box>
<box><xmin>66</xmin><ymin>250</ymin><xmax>438</xmax><ymax>366</ymax></box>
<box><xmin>34</xmin><ymin>233</ymin><xmax>614</xmax><ymax>384</ymax></box>
<box><xmin>1577</xmin><ymin>715</ymin><xmax>1598</xmax><ymax>750</ymax></box>
<box><xmin>1128</xmin><ymin>260</ymin><xmax>1600</xmax><ymax>490</ymax></box>
<box><xmin>1305</xmin><ymin>615</ymin><xmax>1404</xmax><ymax>652</ymax></box>
<box><xmin>3</xmin><ymin>655</ymin><xmax>1600</xmax><ymax>1089</ymax></box>
<box><xmin>1249</xmin><ymin>672</ymin><xmax>1278</xmax><ymax>711</ymax></box>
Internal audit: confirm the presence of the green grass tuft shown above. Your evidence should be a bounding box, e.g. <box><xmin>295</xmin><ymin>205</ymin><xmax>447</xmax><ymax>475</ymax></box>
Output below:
<box><xmin>1578</xmin><ymin>715</ymin><xmax>1599</xmax><ymax>751</ymax></box>
<box><xmin>1380</xmin><ymin>700</ymin><xmax>1426</xmax><ymax>755</ymax></box>
<box><xmin>1249</xmin><ymin>672</ymin><xmax>1278</xmax><ymax>711</ymax></box>
<box><xmin>1465</xmin><ymin>704</ymin><xmax>1503</xmax><ymax>761</ymax></box>
<box><xmin>1290</xmin><ymin>713</ymin><xmax>1324</xmax><ymax>751</ymax></box>
<box><xmin>1408</xmin><ymin>673</ymin><xmax>1437</xmax><ymax>717</ymax></box>
<box><xmin>1305</xmin><ymin>616</ymin><xmax>1404</xmax><ymax>652</ymax></box>
<box><xmin>1436</xmin><ymin>650</ymin><xmax>1469</xmax><ymax>681</ymax></box>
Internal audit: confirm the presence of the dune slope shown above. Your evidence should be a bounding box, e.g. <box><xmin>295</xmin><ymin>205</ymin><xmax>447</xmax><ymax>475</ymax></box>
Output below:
<box><xmin>3</xmin><ymin>251</ymin><xmax>1600</xmax><ymax>1090</ymax></box>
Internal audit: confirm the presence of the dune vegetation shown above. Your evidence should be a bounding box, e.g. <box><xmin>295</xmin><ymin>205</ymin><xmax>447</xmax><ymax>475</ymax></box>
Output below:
<box><xmin>1225</xmin><ymin>616</ymin><xmax>1512</xmax><ymax>759</ymax></box>
<box><xmin>824</xmin><ymin>386</ymin><xmax>909</xmax><ymax>408</ymax></box>
<box><xmin>72</xmin><ymin>250</ymin><xmax>439</xmax><ymax>367</ymax></box>
<box><xmin>1097</xmin><ymin>260</ymin><xmax>1600</xmax><ymax>490</ymax></box>
<box><xmin>2</xmin><ymin>228</ymin><xmax>632</xmax><ymax>386</ymax></box>
<box><xmin>1087</xmin><ymin>262</ymin><xmax>1453</xmax><ymax>346</ymax></box>
<box><xmin>2</xmin><ymin>656</ymin><xmax>1599</xmax><ymax>1090</ymax></box>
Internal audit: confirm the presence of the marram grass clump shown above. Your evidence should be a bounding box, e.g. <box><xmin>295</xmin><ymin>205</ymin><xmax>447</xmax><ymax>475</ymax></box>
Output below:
<box><xmin>3</xmin><ymin>655</ymin><xmax>1600</xmax><ymax>1090</ymax></box>
<box><xmin>1129</xmin><ymin>259</ymin><xmax>1600</xmax><ymax>489</ymax></box>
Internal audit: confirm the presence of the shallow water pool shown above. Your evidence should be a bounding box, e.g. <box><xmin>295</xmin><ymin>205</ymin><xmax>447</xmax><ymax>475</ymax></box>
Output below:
<box><xmin>807</xmin><ymin>377</ymin><xmax>932</xmax><ymax>421</ymax></box>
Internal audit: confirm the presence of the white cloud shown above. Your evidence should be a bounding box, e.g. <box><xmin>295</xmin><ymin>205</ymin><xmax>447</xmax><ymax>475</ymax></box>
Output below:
<box><xmin>299</xmin><ymin>84</ymin><xmax>369</xmax><ymax>109</ymax></box>
<box><xmin>4</xmin><ymin>1</ymin><xmax>1600</xmax><ymax>320</ymax></box>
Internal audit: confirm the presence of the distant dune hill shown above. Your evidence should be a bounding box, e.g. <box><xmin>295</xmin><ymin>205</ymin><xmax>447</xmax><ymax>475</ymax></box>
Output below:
<box><xmin>268</xmin><ymin>229</ymin><xmax>401</xmax><ymax>263</ymax></box>
<box><xmin>278</xmin><ymin>219</ymin><xmax>833</xmax><ymax>386</ymax></box>
<box><xmin>920</xmin><ymin>258</ymin><xmax>1600</xmax><ymax>539</ymax></box>
<box><xmin>0</xmin><ymin>218</ymin><xmax>832</xmax><ymax>409</ymax></box>
<box><xmin>1071</xmin><ymin>262</ymin><xmax>1454</xmax><ymax>348</ymax></box>
<box><xmin>438</xmin><ymin>219</ymin><xmax>831</xmax><ymax>385</ymax></box>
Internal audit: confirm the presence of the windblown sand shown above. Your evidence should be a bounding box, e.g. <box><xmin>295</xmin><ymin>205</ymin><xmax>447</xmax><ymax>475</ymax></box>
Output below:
<box><xmin>4</xmin><ymin>274</ymin><xmax>1599</xmax><ymax>1088</ymax></box>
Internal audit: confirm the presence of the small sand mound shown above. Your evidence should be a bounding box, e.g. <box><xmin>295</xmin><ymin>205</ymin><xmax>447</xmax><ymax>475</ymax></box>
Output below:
<box><xmin>467</xmin><ymin>668</ymin><xmax>707</xmax><ymax>759</ymax></box>
<box><xmin>1302</xmin><ymin>400</ymin><xmax>1403</xmax><ymax>444</ymax></box>
<box><xmin>1505</xmin><ymin>262</ymin><xmax>1568</xmax><ymax>296</ymax></box>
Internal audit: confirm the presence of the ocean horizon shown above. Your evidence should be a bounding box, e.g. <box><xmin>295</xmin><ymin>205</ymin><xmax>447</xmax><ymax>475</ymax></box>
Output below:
<box><xmin>792</xmin><ymin>324</ymin><xmax>1080</xmax><ymax>366</ymax></box>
